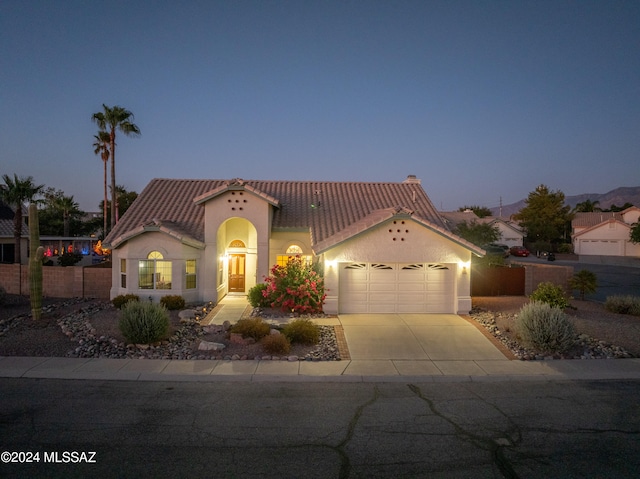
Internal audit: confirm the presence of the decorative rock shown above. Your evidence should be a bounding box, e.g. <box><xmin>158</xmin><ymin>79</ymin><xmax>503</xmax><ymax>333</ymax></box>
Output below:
<box><xmin>198</xmin><ymin>341</ymin><xmax>226</xmax><ymax>351</ymax></box>
<box><xmin>178</xmin><ymin>309</ymin><xmax>197</xmax><ymax>320</ymax></box>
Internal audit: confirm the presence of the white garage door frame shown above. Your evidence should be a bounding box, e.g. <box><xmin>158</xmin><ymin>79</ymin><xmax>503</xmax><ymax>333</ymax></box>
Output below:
<box><xmin>338</xmin><ymin>262</ymin><xmax>455</xmax><ymax>314</ymax></box>
<box><xmin>579</xmin><ymin>239</ymin><xmax>622</xmax><ymax>255</ymax></box>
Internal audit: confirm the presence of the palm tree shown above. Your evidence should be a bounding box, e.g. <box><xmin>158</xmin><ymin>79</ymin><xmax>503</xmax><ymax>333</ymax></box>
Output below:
<box><xmin>574</xmin><ymin>199</ymin><xmax>601</xmax><ymax>213</ymax></box>
<box><xmin>91</xmin><ymin>105</ymin><xmax>140</xmax><ymax>229</ymax></box>
<box><xmin>0</xmin><ymin>174</ymin><xmax>44</xmax><ymax>263</ymax></box>
<box><xmin>93</xmin><ymin>131</ymin><xmax>111</xmax><ymax>237</ymax></box>
<box><xmin>56</xmin><ymin>195</ymin><xmax>80</xmax><ymax>237</ymax></box>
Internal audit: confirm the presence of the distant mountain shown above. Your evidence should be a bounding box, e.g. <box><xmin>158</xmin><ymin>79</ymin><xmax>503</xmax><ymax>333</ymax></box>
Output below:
<box><xmin>491</xmin><ymin>186</ymin><xmax>640</xmax><ymax>218</ymax></box>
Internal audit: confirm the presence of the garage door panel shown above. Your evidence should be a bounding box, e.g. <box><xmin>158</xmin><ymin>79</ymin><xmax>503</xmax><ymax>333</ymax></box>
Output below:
<box><xmin>340</xmin><ymin>263</ymin><xmax>454</xmax><ymax>313</ymax></box>
<box><xmin>342</xmin><ymin>283</ymin><xmax>369</xmax><ymax>293</ymax></box>
<box><xmin>399</xmin><ymin>283</ymin><xmax>426</xmax><ymax>292</ymax></box>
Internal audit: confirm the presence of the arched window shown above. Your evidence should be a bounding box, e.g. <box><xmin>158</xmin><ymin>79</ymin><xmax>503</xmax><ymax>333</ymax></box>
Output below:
<box><xmin>277</xmin><ymin>244</ymin><xmax>312</xmax><ymax>266</ymax></box>
<box><xmin>138</xmin><ymin>251</ymin><xmax>172</xmax><ymax>290</ymax></box>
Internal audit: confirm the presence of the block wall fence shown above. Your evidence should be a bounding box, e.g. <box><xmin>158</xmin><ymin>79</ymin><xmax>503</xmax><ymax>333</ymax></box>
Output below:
<box><xmin>0</xmin><ymin>263</ymin><xmax>111</xmax><ymax>300</ymax></box>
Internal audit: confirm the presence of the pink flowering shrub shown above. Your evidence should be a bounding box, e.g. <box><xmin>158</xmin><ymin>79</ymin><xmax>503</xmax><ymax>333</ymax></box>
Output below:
<box><xmin>262</xmin><ymin>256</ymin><xmax>326</xmax><ymax>314</ymax></box>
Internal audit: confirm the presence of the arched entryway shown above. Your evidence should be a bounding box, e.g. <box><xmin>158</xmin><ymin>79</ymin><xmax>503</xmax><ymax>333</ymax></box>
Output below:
<box><xmin>216</xmin><ymin>218</ymin><xmax>258</xmax><ymax>296</ymax></box>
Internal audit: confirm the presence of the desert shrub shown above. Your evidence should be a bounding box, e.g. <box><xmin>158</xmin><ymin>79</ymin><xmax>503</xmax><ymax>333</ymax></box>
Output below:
<box><xmin>263</xmin><ymin>256</ymin><xmax>326</xmax><ymax>314</ymax></box>
<box><xmin>247</xmin><ymin>283</ymin><xmax>270</xmax><ymax>308</ymax></box>
<box><xmin>262</xmin><ymin>333</ymin><xmax>291</xmax><ymax>355</ymax></box>
<box><xmin>119</xmin><ymin>301</ymin><xmax>170</xmax><ymax>344</ymax></box>
<box><xmin>282</xmin><ymin>318</ymin><xmax>320</xmax><ymax>345</ymax></box>
<box><xmin>569</xmin><ymin>270</ymin><xmax>597</xmax><ymax>300</ymax></box>
<box><xmin>605</xmin><ymin>295</ymin><xmax>640</xmax><ymax>316</ymax></box>
<box><xmin>160</xmin><ymin>295</ymin><xmax>186</xmax><ymax>310</ymax></box>
<box><xmin>529</xmin><ymin>282</ymin><xmax>569</xmax><ymax>309</ymax></box>
<box><xmin>515</xmin><ymin>302</ymin><xmax>576</xmax><ymax>353</ymax></box>
<box><xmin>0</xmin><ymin>285</ymin><xmax>6</xmax><ymax>305</ymax></box>
<box><xmin>229</xmin><ymin>317</ymin><xmax>271</xmax><ymax>341</ymax></box>
<box><xmin>112</xmin><ymin>294</ymin><xmax>140</xmax><ymax>309</ymax></box>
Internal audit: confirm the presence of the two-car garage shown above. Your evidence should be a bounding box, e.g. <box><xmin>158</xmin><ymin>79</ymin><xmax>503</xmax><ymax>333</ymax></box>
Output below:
<box><xmin>338</xmin><ymin>262</ymin><xmax>455</xmax><ymax>313</ymax></box>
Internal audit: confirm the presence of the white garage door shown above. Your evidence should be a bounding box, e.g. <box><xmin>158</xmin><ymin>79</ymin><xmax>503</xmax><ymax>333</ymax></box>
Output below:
<box><xmin>339</xmin><ymin>263</ymin><xmax>454</xmax><ymax>313</ymax></box>
<box><xmin>579</xmin><ymin>240</ymin><xmax>622</xmax><ymax>255</ymax></box>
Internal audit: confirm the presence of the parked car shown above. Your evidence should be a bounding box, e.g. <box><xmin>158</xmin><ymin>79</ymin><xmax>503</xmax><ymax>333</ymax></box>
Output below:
<box><xmin>510</xmin><ymin>246</ymin><xmax>530</xmax><ymax>257</ymax></box>
<box><xmin>492</xmin><ymin>244</ymin><xmax>510</xmax><ymax>258</ymax></box>
<box><xmin>483</xmin><ymin>244</ymin><xmax>508</xmax><ymax>257</ymax></box>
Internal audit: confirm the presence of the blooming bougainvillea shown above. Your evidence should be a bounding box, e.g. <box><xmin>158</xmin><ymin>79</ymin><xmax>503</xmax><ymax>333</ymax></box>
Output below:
<box><xmin>262</xmin><ymin>256</ymin><xmax>326</xmax><ymax>314</ymax></box>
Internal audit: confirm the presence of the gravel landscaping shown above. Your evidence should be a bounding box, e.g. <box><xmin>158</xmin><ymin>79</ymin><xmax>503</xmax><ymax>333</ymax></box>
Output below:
<box><xmin>0</xmin><ymin>296</ymin><xmax>343</xmax><ymax>361</ymax></box>
<box><xmin>1</xmin><ymin>294</ymin><xmax>638</xmax><ymax>361</ymax></box>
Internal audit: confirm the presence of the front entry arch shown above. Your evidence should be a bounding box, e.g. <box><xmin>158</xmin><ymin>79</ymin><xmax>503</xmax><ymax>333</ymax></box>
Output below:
<box><xmin>229</xmin><ymin>254</ymin><xmax>246</xmax><ymax>292</ymax></box>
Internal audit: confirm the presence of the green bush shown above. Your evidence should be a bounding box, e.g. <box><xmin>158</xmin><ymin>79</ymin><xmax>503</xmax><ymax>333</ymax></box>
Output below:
<box><xmin>516</xmin><ymin>302</ymin><xmax>576</xmax><ymax>353</ymax></box>
<box><xmin>282</xmin><ymin>318</ymin><xmax>320</xmax><ymax>345</ymax></box>
<box><xmin>605</xmin><ymin>295</ymin><xmax>640</xmax><ymax>316</ymax></box>
<box><xmin>112</xmin><ymin>294</ymin><xmax>140</xmax><ymax>309</ymax></box>
<box><xmin>57</xmin><ymin>251</ymin><xmax>83</xmax><ymax>267</ymax></box>
<box><xmin>530</xmin><ymin>282</ymin><xmax>569</xmax><ymax>309</ymax></box>
<box><xmin>119</xmin><ymin>301</ymin><xmax>170</xmax><ymax>344</ymax></box>
<box><xmin>557</xmin><ymin>243</ymin><xmax>573</xmax><ymax>254</ymax></box>
<box><xmin>261</xmin><ymin>333</ymin><xmax>291</xmax><ymax>355</ymax></box>
<box><xmin>569</xmin><ymin>270</ymin><xmax>597</xmax><ymax>300</ymax></box>
<box><xmin>247</xmin><ymin>283</ymin><xmax>270</xmax><ymax>308</ymax></box>
<box><xmin>160</xmin><ymin>295</ymin><xmax>186</xmax><ymax>310</ymax></box>
<box><xmin>229</xmin><ymin>317</ymin><xmax>271</xmax><ymax>341</ymax></box>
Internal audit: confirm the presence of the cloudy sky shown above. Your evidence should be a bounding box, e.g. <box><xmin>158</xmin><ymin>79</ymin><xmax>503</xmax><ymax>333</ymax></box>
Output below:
<box><xmin>1</xmin><ymin>0</ymin><xmax>638</xmax><ymax>212</ymax></box>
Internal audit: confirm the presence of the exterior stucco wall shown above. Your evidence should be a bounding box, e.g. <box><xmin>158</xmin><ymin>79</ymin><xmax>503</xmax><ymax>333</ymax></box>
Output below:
<box><xmin>321</xmin><ymin>218</ymin><xmax>473</xmax><ymax>314</ymax></box>
<box><xmin>202</xmin><ymin>190</ymin><xmax>272</xmax><ymax>302</ymax></box>
<box><xmin>109</xmin><ymin>231</ymin><xmax>203</xmax><ymax>303</ymax></box>
<box><xmin>495</xmin><ymin>223</ymin><xmax>523</xmax><ymax>247</ymax></box>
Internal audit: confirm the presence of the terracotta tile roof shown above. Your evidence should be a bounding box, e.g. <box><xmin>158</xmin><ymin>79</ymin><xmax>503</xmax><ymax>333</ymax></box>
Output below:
<box><xmin>573</xmin><ymin>212</ymin><xmax>623</xmax><ymax>229</ymax></box>
<box><xmin>104</xmin><ymin>178</ymin><xmax>450</xmax><ymax>251</ymax></box>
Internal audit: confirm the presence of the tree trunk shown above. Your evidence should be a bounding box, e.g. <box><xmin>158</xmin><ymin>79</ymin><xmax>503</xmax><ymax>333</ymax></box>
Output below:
<box><xmin>13</xmin><ymin>207</ymin><xmax>22</xmax><ymax>264</ymax></box>
<box><xmin>110</xmin><ymin>132</ymin><xmax>116</xmax><ymax>229</ymax></box>
<box><xmin>103</xmin><ymin>158</ymin><xmax>108</xmax><ymax>238</ymax></box>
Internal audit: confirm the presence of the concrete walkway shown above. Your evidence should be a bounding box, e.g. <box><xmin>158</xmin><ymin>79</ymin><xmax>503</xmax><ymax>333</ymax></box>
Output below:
<box><xmin>1</xmin><ymin>296</ymin><xmax>639</xmax><ymax>382</ymax></box>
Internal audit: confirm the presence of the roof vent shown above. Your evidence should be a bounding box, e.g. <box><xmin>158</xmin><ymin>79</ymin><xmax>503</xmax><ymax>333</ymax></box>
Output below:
<box><xmin>403</xmin><ymin>175</ymin><xmax>421</xmax><ymax>184</ymax></box>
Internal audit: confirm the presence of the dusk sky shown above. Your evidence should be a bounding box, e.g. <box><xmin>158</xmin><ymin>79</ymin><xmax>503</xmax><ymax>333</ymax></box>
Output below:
<box><xmin>1</xmin><ymin>1</ymin><xmax>639</xmax><ymax>212</ymax></box>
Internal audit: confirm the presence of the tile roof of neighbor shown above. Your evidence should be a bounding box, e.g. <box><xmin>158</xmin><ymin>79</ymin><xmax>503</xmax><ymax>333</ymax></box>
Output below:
<box><xmin>103</xmin><ymin>178</ymin><xmax>468</xmax><ymax>252</ymax></box>
<box><xmin>573</xmin><ymin>212</ymin><xmax>624</xmax><ymax>228</ymax></box>
<box><xmin>0</xmin><ymin>201</ymin><xmax>27</xmax><ymax>238</ymax></box>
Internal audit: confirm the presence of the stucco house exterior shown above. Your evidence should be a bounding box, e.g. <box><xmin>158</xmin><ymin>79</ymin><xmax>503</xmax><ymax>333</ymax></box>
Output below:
<box><xmin>440</xmin><ymin>210</ymin><xmax>524</xmax><ymax>248</ymax></box>
<box><xmin>572</xmin><ymin>207</ymin><xmax>640</xmax><ymax>257</ymax></box>
<box><xmin>102</xmin><ymin>176</ymin><xmax>484</xmax><ymax>314</ymax></box>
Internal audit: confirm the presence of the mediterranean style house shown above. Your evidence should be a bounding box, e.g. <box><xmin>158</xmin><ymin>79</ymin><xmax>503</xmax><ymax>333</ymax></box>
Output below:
<box><xmin>572</xmin><ymin>207</ymin><xmax>640</xmax><ymax>257</ymax></box>
<box><xmin>103</xmin><ymin>176</ymin><xmax>485</xmax><ymax>314</ymax></box>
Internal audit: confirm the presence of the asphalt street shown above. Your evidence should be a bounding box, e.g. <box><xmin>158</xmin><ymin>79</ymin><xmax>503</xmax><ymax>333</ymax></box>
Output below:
<box><xmin>0</xmin><ymin>378</ymin><xmax>638</xmax><ymax>478</ymax></box>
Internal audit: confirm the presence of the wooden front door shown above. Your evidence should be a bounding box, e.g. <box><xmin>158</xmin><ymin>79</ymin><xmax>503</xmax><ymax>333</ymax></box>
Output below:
<box><xmin>228</xmin><ymin>254</ymin><xmax>246</xmax><ymax>292</ymax></box>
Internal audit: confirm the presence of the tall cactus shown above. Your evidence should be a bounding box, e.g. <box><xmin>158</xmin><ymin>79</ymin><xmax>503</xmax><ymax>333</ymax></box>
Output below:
<box><xmin>28</xmin><ymin>203</ymin><xmax>44</xmax><ymax>320</ymax></box>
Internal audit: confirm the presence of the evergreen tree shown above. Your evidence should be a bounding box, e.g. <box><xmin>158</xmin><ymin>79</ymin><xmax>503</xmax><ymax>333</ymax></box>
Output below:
<box><xmin>513</xmin><ymin>185</ymin><xmax>572</xmax><ymax>244</ymax></box>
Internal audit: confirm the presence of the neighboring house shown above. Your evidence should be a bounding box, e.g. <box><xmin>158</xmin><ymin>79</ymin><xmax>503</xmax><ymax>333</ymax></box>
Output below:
<box><xmin>103</xmin><ymin>176</ymin><xmax>484</xmax><ymax>314</ymax></box>
<box><xmin>572</xmin><ymin>207</ymin><xmax>640</xmax><ymax>257</ymax></box>
<box><xmin>440</xmin><ymin>210</ymin><xmax>524</xmax><ymax>248</ymax></box>
<box><xmin>0</xmin><ymin>200</ymin><xmax>27</xmax><ymax>264</ymax></box>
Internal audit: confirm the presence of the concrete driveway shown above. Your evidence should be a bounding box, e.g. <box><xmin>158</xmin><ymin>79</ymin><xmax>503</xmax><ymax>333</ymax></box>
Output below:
<box><xmin>338</xmin><ymin>313</ymin><xmax>508</xmax><ymax>361</ymax></box>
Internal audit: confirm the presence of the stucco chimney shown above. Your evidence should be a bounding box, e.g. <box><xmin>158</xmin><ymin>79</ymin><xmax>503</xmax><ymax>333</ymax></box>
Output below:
<box><xmin>403</xmin><ymin>175</ymin><xmax>421</xmax><ymax>184</ymax></box>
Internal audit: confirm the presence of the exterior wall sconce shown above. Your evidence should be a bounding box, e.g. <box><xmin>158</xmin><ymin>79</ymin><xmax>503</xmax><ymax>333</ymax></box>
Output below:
<box><xmin>459</xmin><ymin>261</ymin><xmax>470</xmax><ymax>275</ymax></box>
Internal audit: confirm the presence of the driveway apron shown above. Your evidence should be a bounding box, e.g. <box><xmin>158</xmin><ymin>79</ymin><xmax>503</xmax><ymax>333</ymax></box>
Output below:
<box><xmin>338</xmin><ymin>313</ymin><xmax>507</xmax><ymax>360</ymax></box>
